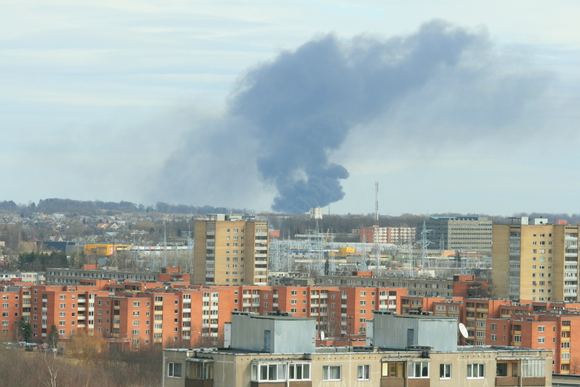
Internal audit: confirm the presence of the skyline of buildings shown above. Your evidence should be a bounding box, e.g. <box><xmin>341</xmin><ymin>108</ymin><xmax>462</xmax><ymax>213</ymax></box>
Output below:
<box><xmin>5</xmin><ymin>211</ymin><xmax>580</xmax><ymax>383</ymax></box>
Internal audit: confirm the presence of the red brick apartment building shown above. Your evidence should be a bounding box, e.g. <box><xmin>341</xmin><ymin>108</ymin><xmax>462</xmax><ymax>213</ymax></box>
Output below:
<box><xmin>397</xmin><ymin>293</ymin><xmax>580</xmax><ymax>375</ymax></box>
<box><xmin>1</xmin><ymin>281</ymin><xmax>407</xmax><ymax>350</ymax></box>
<box><xmin>486</xmin><ymin>303</ymin><xmax>580</xmax><ymax>375</ymax></box>
<box><xmin>7</xmin><ymin>272</ymin><xmax>580</xmax><ymax>375</ymax></box>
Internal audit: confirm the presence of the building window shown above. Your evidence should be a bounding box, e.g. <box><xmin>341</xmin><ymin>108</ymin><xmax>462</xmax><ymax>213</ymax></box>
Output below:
<box><xmin>323</xmin><ymin>365</ymin><xmax>341</xmax><ymax>381</ymax></box>
<box><xmin>288</xmin><ymin>363</ymin><xmax>311</xmax><ymax>380</ymax></box>
<box><xmin>497</xmin><ymin>363</ymin><xmax>508</xmax><ymax>377</ymax></box>
<box><xmin>167</xmin><ymin>362</ymin><xmax>182</xmax><ymax>378</ymax></box>
<box><xmin>408</xmin><ymin>361</ymin><xmax>429</xmax><ymax>378</ymax></box>
<box><xmin>357</xmin><ymin>365</ymin><xmax>370</xmax><ymax>380</ymax></box>
<box><xmin>522</xmin><ymin>360</ymin><xmax>545</xmax><ymax>377</ymax></box>
<box><xmin>467</xmin><ymin>363</ymin><xmax>485</xmax><ymax>379</ymax></box>
<box><xmin>251</xmin><ymin>363</ymin><xmax>287</xmax><ymax>382</ymax></box>
<box><xmin>439</xmin><ymin>363</ymin><xmax>451</xmax><ymax>379</ymax></box>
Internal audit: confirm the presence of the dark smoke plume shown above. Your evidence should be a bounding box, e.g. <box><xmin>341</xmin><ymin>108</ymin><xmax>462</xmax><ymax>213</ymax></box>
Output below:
<box><xmin>156</xmin><ymin>20</ymin><xmax>549</xmax><ymax>213</ymax></box>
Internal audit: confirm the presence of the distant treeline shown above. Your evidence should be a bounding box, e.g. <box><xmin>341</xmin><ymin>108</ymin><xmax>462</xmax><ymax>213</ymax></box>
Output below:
<box><xmin>268</xmin><ymin>212</ymin><xmax>580</xmax><ymax>238</ymax></box>
<box><xmin>0</xmin><ymin>198</ymin><xmax>239</xmax><ymax>215</ymax></box>
<box><xmin>2</xmin><ymin>199</ymin><xmax>580</xmax><ymax>231</ymax></box>
<box><xmin>18</xmin><ymin>252</ymin><xmax>69</xmax><ymax>271</ymax></box>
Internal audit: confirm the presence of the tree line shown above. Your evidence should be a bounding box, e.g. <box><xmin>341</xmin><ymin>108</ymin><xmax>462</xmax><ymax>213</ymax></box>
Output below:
<box><xmin>18</xmin><ymin>252</ymin><xmax>70</xmax><ymax>271</ymax></box>
<box><xmin>0</xmin><ymin>198</ymin><xmax>242</xmax><ymax>216</ymax></box>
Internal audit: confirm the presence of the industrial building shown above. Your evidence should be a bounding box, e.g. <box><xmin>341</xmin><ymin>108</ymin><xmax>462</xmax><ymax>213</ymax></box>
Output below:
<box><xmin>46</xmin><ymin>267</ymin><xmax>158</xmax><ymax>284</ymax></box>
<box><xmin>427</xmin><ymin>216</ymin><xmax>492</xmax><ymax>253</ymax></box>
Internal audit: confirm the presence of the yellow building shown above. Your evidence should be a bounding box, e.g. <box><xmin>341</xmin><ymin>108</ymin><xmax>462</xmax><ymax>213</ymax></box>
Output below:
<box><xmin>83</xmin><ymin>243</ymin><xmax>131</xmax><ymax>257</ymax></box>
<box><xmin>193</xmin><ymin>215</ymin><xmax>268</xmax><ymax>286</ymax></box>
<box><xmin>492</xmin><ymin>217</ymin><xmax>579</xmax><ymax>302</ymax></box>
<box><xmin>337</xmin><ymin>246</ymin><xmax>356</xmax><ymax>257</ymax></box>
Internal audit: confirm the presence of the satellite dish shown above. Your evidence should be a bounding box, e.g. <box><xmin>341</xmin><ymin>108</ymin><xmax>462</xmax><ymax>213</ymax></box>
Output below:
<box><xmin>320</xmin><ymin>331</ymin><xmax>326</xmax><ymax>340</ymax></box>
<box><xmin>458</xmin><ymin>323</ymin><xmax>468</xmax><ymax>339</ymax></box>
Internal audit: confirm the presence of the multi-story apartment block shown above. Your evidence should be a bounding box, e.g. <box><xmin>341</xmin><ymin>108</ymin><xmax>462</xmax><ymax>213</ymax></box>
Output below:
<box><xmin>163</xmin><ymin>312</ymin><xmax>552</xmax><ymax>387</ymax></box>
<box><xmin>486</xmin><ymin>304</ymin><xmax>580</xmax><ymax>375</ymax></box>
<box><xmin>400</xmin><ymin>296</ymin><xmax>511</xmax><ymax>345</ymax></box>
<box><xmin>492</xmin><ymin>217</ymin><xmax>580</xmax><ymax>302</ymax></box>
<box><xmin>1</xmin><ymin>281</ymin><xmax>406</xmax><ymax>350</ymax></box>
<box><xmin>27</xmin><ymin>285</ymin><xmax>108</xmax><ymax>340</ymax></box>
<box><xmin>427</xmin><ymin>216</ymin><xmax>492</xmax><ymax>253</ymax></box>
<box><xmin>0</xmin><ymin>286</ymin><xmax>24</xmax><ymax>340</ymax></box>
<box><xmin>359</xmin><ymin>226</ymin><xmax>416</xmax><ymax>245</ymax></box>
<box><xmin>463</xmin><ymin>299</ymin><xmax>510</xmax><ymax>345</ymax></box>
<box><xmin>193</xmin><ymin>214</ymin><xmax>269</xmax><ymax>286</ymax></box>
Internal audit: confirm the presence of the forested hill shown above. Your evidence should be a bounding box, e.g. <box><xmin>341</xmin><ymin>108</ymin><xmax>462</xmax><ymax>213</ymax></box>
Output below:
<box><xmin>0</xmin><ymin>198</ymin><xmax>240</xmax><ymax>215</ymax></box>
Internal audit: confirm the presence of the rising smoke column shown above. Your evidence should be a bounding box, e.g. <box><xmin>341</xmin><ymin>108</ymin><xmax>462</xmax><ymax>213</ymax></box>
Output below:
<box><xmin>156</xmin><ymin>20</ymin><xmax>548</xmax><ymax>213</ymax></box>
<box><xmin>229</xmin><ymin>21</ymin><xmax>486</xmax><ymax>213</ymax></box>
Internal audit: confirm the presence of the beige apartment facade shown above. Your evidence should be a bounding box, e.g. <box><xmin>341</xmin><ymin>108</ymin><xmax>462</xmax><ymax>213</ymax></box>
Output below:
<box><xmin>193</xmin><ymin>215</ymin><xmax>268</xmax><ymax>286</ymax></box>
<box><xmin>163</xmin><ymin>347</ymin><xmax>552</xmax><ymax>387</ymax></box>
<box><xmin>492</xmin><ymin>218</ymin><xmax>580</xmax><ymax>302</ymax></box>
<box><xmin>164</xmin><ymin>312</ymin><xmax>552</xmax><ymax>387</ymax></box>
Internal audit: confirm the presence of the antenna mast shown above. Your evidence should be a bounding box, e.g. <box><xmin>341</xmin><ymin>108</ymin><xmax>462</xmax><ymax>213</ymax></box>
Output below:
<box><xmin>163</xmin><ymin>219</ymin><xmax>167</xmax><ymax>268</ymax></box>
<box><xmin>374</xmin><ymin>182</ymin><xmax>380</xmax><ymax>274</ymax></box>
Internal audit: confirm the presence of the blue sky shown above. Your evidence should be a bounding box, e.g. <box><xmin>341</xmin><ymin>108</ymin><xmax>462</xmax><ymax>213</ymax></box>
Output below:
<box><xmin>2</xmin><ymin>1</ymin><xmax>580</xmax><ymax>214</ymax></box>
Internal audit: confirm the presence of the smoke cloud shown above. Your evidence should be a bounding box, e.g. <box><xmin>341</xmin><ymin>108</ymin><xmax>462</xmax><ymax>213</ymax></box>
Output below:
<box><xmin>156</xmin><ymin>20</ymin><xmax>550</xmax><ymax>213</ymax></box>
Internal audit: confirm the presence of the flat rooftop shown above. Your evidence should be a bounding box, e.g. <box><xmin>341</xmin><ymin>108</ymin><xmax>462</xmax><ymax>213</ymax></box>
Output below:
<box><xmin>232</xmin><ymin>312</ymin><xmax>315</xmax><ymax>321</ymax></box>
<box><xmin>166</xmin><ymin>345</ymin><xmax>550</xmax><ymax>356</ymax></box>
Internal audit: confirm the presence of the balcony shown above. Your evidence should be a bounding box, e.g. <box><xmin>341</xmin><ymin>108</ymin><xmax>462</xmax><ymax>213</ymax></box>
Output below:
<box><xmin>496</xmin><ymin>376</ymin><xmax>519</xmax><ymax>386</ymax></box>
<box><xmin>496</xmin><ymin>376</ymin><xmax>546</xmax><ymax>386</ymax></box>
<box><xmin>380</xmin><ymin>377</ymin><xmax>405</xmax><ymax>387</ymax></box>
<box><xmin>185</xmin><ymin>380</ymin><xmax>213</xmax><ymax>387</ymax></box>
<box><xmin>250</xmin><ymin>383</ymin><xmax>311</xmax><ymax>387</ymax></box>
